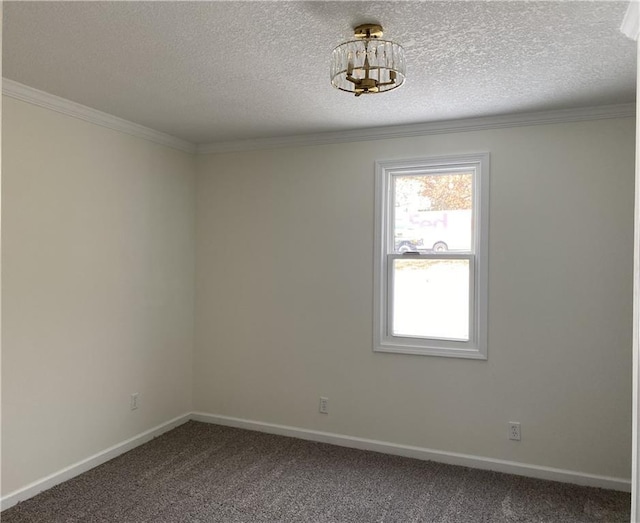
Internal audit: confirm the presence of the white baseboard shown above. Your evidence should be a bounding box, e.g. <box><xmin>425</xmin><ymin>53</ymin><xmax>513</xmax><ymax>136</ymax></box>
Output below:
<box><xmin>2</xmin><ymin>410</ymin><xmax>630</xmax><ymax>512</ymax></box>
<box><xmin>0</xmin><ymin>413</ymin><xmax>191</xmax><ymax>511</ymax></box>
<box><xmin>192</xmin><ymin>412</ymin><xmax>631</xmax><ymax>493</ymax></box>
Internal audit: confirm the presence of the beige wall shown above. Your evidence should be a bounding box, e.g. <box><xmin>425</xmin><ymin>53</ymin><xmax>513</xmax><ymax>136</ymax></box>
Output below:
<box><xmin>1</xmin><ymin>97</ymin><xmax>195</xmax><ymax>495</ymax></box>
<box><xmin>195</xmin><ymin>117</ymin><xmax>635</xmax><ymax>480</ymax></box>
<box><xmin>2</xmin><ymin>96</ymin><xmax>634</xmax><ymax>495</ymax></box>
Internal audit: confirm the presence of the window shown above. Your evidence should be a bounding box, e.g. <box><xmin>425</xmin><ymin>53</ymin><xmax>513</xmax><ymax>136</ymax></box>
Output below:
<box><xmin>373</xmin><ymin>153</ymin><xmax>489</xmax><ymax>359</ymax></box>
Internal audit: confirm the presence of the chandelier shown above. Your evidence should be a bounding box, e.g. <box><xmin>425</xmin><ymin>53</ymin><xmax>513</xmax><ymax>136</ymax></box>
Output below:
<box><xmin>330</xmin><ymin>24</ymin><xmax>406</xmax><ymax>97</ymax></box>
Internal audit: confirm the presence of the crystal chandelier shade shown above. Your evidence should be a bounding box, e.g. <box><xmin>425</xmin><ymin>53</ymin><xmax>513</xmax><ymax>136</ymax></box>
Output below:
<box><xmin>330</xmin><ymin>25</ymin><xmax>406</xmax><ymax>96</ymax></box>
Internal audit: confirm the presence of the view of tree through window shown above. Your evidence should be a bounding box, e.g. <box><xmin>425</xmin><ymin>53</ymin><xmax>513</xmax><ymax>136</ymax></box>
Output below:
<box><xmin>391</xmin><ymin>171</ymin><xmax>474</xmax><ymax>340</ymax></box>
<box><xmin>393</xmin><ymin>172</ymin><xmax>473</xmax><ymax>253</ymax></box>
<box><xmin>375</xmin><ymin>155</ymin><xmax>488</xmax><ymax>358</ymax></box>
<box><xmin>418</xmin><ymin>173</ymin><xmax>473</xmax><ymax>211</ymax></box>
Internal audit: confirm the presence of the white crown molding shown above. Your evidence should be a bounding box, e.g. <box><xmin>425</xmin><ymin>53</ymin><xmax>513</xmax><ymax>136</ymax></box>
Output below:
<box><xmin>2</xmin><ymin>79</ymin><xmax>196</xmax><ymax>154</ymax></box>
<box><xmin>197</xmin><ymin>103</ymin><xmax>636</xmax><ymax>155</ymax></box>
<box><xmin>3</xmin><ymin>78</ymin><xmax>633</xmax><ymax>156</ymax></box>
<box><xmin>621</xmin><ymin>1</ymin><xmax>640</xmax><ymax>41</ymax></box>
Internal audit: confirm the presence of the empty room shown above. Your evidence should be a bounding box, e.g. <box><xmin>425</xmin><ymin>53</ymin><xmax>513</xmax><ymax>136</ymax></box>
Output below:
<box><xmin>2</xmin><ymin>1</ymin><xmax>639</xmax><ymax>522</ymax></box>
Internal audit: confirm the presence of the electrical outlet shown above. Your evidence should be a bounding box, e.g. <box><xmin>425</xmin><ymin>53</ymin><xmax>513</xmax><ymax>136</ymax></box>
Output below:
<box><xmin>508</xmin><ymin>421</ymin><xmax>521</xmax><ymax>441</ymax></box>
<box><xmin>319</xmin><ymin>396</ymin><xmax>329</xmax><ymax>414</ymax></box>
<box><xmin>130</xmin><ymin>393</ymin><xmax>139</xmax><ymax>411</ymax></box>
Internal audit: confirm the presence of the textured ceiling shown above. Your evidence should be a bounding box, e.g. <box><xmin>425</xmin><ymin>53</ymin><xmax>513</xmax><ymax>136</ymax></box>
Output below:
<box><xmin>3</xmin><ymin>1</ymin><xmax>636</xmax><ymax>145</ymax></box>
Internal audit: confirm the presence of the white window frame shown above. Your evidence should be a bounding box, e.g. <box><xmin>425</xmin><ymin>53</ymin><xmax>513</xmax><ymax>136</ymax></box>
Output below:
<box><xmin>373</xmin><ymin>153</ymin><xmax>490</xmax><ymax>359</ymax></box>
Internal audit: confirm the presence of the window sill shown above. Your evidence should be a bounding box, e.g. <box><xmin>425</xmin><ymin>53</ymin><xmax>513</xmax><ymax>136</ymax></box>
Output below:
<box><xmin>374</xmin><ymin>342</ymin><xmax>487</xmax><ymax>360</ymax></box>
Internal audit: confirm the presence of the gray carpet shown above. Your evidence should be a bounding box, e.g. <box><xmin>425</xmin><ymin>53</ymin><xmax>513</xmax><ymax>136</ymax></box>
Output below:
<box><xmin>2</xmin><ymin>421</ymin><xmax>630</xmax><ymax>522</ymax></box>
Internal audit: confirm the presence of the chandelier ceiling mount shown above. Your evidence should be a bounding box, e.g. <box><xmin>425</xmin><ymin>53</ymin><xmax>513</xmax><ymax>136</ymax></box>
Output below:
<box><xmin>330</xmin><ymin>23</ymin><xmax>406</xmax><ymax>97</ymax></box>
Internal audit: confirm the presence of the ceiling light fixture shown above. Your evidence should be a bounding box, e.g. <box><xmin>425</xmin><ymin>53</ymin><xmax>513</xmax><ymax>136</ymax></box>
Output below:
<box><xmin>330</xmin><ymin>23</ymin><xmax>406</xmax><ymax>97</ymax></box>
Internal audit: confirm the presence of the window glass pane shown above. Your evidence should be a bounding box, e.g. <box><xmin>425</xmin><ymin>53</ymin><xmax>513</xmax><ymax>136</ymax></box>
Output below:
<box><xmin>392</xmin><ymin>259</ymin><xmax>470</xmax><ymax>340</ymax></box>
<box><xmin>393</xmin><ymin>172</ymin><xmax>473</xmax><ymax>253</ymax></box>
